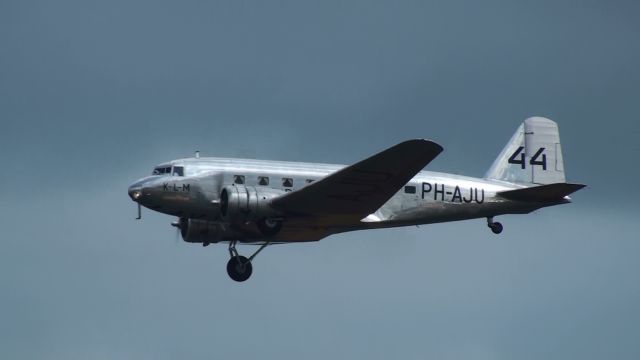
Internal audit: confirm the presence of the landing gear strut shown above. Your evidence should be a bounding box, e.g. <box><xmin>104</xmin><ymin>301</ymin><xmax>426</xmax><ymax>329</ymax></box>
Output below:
<box><xmin>226</xmin><ymin>240</ymin><xmax>270</xmax><ymax>282</ymax></box>
<box><xmin>487</xmin><ymin>217</ymin><xmax>503</xmax><ymax>234</ymax></box>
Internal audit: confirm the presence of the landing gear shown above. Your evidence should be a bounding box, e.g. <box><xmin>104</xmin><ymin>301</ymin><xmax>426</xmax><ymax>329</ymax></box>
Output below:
<box><xmin>226</xmin><ymin>255</ymin><xmax>252</xmax><ymax>282</ymax></box>
<box><xmin>487</xmin><ymin>217</ymin><xmax>503</xmax><ymax>234</ymax></box>
<box><xmin>226</xmin><ymin>240</ymin><xmax>270</xmax><ymax>282</ymax></box>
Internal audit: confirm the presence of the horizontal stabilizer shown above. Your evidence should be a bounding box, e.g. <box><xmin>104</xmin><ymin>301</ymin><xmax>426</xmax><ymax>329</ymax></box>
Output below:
<box><xmin>497</xmin><ymin>183</ymin><xmax>586</xmax><ymax>202</ymax></box>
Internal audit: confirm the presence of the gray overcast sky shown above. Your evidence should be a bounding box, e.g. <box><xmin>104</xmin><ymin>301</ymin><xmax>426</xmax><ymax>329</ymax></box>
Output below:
<box><xmin>1</xmin><ymin>1</ymin><xmax>639</xmax><ymax>359</ymax></box>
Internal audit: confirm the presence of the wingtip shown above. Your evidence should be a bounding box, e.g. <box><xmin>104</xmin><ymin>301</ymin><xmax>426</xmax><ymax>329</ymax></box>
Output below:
<box><xmin>398</xmin><ymin>139</ymin><xmax>443</xmax><ymax>161</ymax></box>
<box><xmin>414</xmin><ymin>138</ymin><xmax>444</xmax><ymax>154</ymax></box>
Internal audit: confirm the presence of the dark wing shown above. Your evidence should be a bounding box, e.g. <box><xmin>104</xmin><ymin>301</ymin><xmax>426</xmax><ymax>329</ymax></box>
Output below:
<box><xmin>271</xmin><ymin>139</ymin><xmax>443</xmax><ymax>218</ymax></box>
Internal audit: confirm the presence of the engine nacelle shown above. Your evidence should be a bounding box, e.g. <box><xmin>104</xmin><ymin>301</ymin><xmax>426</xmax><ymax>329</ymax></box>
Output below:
<box><xmin>178</xmin><ymin>217</ymin><xmax>238</xmax><ymax>243</ymax></box>
<box><xmin>220</xmin><ymin>185</ymin><xmax>285</xmax><ymax>222</ymax></box>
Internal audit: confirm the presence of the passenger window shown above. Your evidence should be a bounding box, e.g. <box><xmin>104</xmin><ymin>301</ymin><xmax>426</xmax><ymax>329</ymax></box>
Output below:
<box><xmin>305</xmin><ymin>179</ymin><xmax>315</xmax><ymax>184</ymax></box>
<box><xmin>258</xmin><ymin>176</ymin><xmax>269</xmax><ymax>186</ymax></box>
<box><xmin>404</xmin><ymin>185</ymin><xmax>416</xmax><ymax>194</ymax></box>
<box><xmin>233</xmin><ymin>175</ymin><xmax>245</xmax><ymax>185</ymax></box>
<box><xmin>282</xmin><ymin>178</ymin><xmax>293</xmax><ymax>188</ymax></box>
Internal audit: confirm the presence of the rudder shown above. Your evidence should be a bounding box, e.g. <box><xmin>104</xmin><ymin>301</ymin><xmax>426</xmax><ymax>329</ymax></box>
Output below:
<box><xmin>485</xmin><ymin>117</ymin><xmax>566</xmax><ymax>185</ymax></box>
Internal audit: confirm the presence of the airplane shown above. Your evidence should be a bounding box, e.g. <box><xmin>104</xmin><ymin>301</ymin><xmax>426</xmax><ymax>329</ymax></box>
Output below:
<box><xmin>128</xmin><ymin>117</ymin><xmax>584</xmax><ymax>282</ymax></box>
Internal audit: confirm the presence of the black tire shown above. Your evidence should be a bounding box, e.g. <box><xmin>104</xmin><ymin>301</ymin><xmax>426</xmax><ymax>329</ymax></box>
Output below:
<box><xmin>257</xmin><ymin>218</ymin><xmax>282</xmax><ymax>237</ymax></box>
<box><xmin>490</xmin><ymin>222</ymin><xmax>503</xmax><ymax>234</ymax></box>
<box><xmin>226</xmin><ymin>255</ymin><xmax>253</xmax><ymax>282</ymax></box>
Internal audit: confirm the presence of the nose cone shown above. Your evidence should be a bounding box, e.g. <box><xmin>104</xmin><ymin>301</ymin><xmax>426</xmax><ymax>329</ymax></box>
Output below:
<box><xmin>128</xmin><ymin>184</ymin><xmax>142</xmax><ymax>201</ymax></box>
<box><xmin>128</xmin><ymin>176</ymin><xmax>154</xmax><ymax>202</ymax></box>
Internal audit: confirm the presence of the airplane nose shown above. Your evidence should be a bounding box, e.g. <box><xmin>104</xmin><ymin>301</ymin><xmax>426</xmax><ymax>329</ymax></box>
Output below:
<box><xmin>128</xmin><ymin>176</ymin><xmax>158</xmax><ymax>202</ymax></box>
<box><xmin>128</xmin><ymin>184</ymin><xmax>143</xmax><ymax>202</ymax></box>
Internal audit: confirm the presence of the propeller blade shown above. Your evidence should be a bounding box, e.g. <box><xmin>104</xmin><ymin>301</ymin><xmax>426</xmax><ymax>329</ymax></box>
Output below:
<box><xmin>171</xmin><ymin>219</ymin><xmax>182</xmax><ymax>244</ymax></box>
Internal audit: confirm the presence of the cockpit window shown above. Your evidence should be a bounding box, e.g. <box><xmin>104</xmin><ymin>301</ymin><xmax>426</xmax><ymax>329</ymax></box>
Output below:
<box><xmin>153</xmin><ymin>166</ymin><xmax>169</xmax><ymax>175</ymax></box>
<box><xmin>153</xmin><ymin>166</ymin><xmax>184</xmax><ymax>176</ymax></box>
<box><xmin>172</xmin><ymin>166</ymin><xmax>184</xmax><ymax>177</ymax></box>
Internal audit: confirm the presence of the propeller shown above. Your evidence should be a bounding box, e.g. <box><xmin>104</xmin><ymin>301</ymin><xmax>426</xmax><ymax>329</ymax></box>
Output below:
<box><xmin>171</xmin><ymin>217</ymin><xmax>191</xmax><ymax>244</ymax></box>
<box><xmin>171</xmin><ymin>219</ymin><xmax>182</xmax><ymax>244</ymax></box>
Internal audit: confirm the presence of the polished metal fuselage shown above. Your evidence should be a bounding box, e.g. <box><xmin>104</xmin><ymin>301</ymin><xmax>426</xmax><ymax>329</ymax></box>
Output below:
<box><xmin>129</xmin><ymin>156</ymin><xmax>566</xmax><ymax>243</ymax></box>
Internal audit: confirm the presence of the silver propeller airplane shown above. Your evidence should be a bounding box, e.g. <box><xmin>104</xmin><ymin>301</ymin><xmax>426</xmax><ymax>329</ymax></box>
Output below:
<box><xmin>128</xmin><ymin>117</ymin><xmax>584</xmax><ymax>282</ymax></box>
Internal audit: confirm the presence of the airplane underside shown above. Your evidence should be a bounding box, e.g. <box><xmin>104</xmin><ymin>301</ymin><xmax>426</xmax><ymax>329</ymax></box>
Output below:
<box><xmin>201</xmin><ymin>197</ymin><xmax>560</xmax><ymax>245</ymax></box>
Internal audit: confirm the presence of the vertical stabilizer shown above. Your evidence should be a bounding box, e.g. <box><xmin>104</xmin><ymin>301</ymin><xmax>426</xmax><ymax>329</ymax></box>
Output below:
<box><xmin>485</xmin><ymin>117</ymin><xmax>566</xmax><ymax>185</ymax></box>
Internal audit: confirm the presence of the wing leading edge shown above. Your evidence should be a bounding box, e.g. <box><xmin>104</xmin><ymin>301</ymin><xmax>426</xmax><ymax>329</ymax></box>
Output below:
<box><xmin>271</xmin><ymin>139</ymin><xmax>443</xmax><ymax>218</ymax></box>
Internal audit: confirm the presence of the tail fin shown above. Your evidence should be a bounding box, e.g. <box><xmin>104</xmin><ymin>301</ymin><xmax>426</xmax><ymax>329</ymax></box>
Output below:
<box><xmin>485</xmin><ymin>117</ymin><xmax>566</xmax><ymax>185</ymax></box>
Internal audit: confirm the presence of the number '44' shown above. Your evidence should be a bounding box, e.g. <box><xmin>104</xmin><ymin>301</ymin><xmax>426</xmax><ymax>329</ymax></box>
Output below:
<box><xmin>508</xmin><ymin>146</ymin><xmax>547</xmax><ymax>170</ymax></box>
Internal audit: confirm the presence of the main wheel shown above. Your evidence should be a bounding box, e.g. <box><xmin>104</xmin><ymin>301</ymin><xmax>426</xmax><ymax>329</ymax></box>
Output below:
<box><xmin>490</xmin><ymin>222</ymin><xmax>503</xmax><ymax>234</ymax></box>
<box><xmin>257</xmin><ymin>218</ymin><xmax>282</xmax><ymax>237</ymax></box>
<box><xmin>226</xmin><ymin>255</ymin><xmax>253</xmax><ymax>282</ymax></box>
